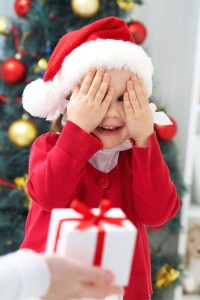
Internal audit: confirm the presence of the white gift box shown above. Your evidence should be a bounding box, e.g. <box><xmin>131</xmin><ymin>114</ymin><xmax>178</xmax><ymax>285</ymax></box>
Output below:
<box><xmin>46</xmin><ymin>202</ymin><xmax>137</xmax><ymax>286</ymax></box>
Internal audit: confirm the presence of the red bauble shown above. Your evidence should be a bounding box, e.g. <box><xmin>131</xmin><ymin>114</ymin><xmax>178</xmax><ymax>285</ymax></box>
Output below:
<box><xmin>155</xmin><ymin>116</ymin><xmax>178</xmax><ymax>141</ymax></box>
<box><xmin>0</xmin><ymin>58</ymin><xmax>27</xmax><ymax>84</ymax></box>
<box><xmin>14</xmin><ymin>0</ymin><xmax>31</xmax><ymax>17</ymax></box>
<box><xmin>127</xmin><ymin>21</ymin><xmax>147</xmax><ymax>44</ymax></box>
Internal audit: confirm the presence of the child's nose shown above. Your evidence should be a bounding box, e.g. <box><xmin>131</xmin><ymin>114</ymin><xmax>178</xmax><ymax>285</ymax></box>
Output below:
<box><xmin>105</xmin><ymin>101</ymin><xmax>120</xmax><ymax>118</ymax></box>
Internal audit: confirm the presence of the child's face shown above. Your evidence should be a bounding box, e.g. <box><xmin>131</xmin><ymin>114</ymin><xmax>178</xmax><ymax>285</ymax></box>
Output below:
<box><xmin>92</xmin><ymin>68</ymin><xmax>133</xmax><ymax>149</ymax></box>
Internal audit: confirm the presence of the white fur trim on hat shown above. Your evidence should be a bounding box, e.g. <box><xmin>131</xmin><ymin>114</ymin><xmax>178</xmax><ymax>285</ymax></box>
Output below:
<box><xmin>22</xmin><ymin>79</ymin><xmax>61</xmax><ymax>118</ymax></box>
<box><xmin>54</xmin><ymin>39</ymin><xmax>153</xmax><ymax>101</ymax></box>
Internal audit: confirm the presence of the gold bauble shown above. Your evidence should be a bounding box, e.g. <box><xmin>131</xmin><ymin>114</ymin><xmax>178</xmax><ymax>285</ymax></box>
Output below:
<box><xmin>71</xmin><ymin>0</ymin><xmax>100</xmax><ymax>18</ymax></box>
<box><xmin>6</xmin><ymin>240</ymin><xmax>13</xmax><ymax>246</ymax></box>
<box><xmin>34</xmin><ymin>58</ymin><xmax>48</xmax><ymax>74</ymax></box>
<box><xmin>116</xmin><ymin>0</ymin><xmax>134</xmax><ymax>11</ymax></box>
<box><xmin>0</xmin><ymin>16</ymin><xmax>11</xmax><ymax>35</ymax></box>
<box><xmin>8</xmin><ymin>115</ymin><xmax>38</xmax><ymax>148</ymax></box>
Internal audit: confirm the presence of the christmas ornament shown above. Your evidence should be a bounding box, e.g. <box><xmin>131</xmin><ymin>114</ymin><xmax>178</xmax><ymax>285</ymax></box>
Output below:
<box><xmin>155</xmin><ymin>116</ymin><xmax>178</xmax><ymax>141</ymax></box>
<box><xmin>0</xmin><ymin>57</ymin><xmax>27</xmax><ymax>84</ymax></box>
<box><xmin>117</xmin><ymin>0</ymin><xmax>134</xmax><ymax>11</ymax></box>
<box><xmin>127</xmin><ymin>20</ymin><xmax>147</xmax><ymax>44</ymax></box>
<box><xmin>49</xmin><ymin>13</ymin><xmax>56</xmax><ymax>21</ymax></box>
<box><xmin>14</xmin><ymin>0</ymin><xmax>31</xmax><ymax>17</ymax></box>
<box><xmin>0</xmin><ymin>95</ymin><xmax>9</xmax><ymax>102</ymax></box>
<box><xmin>6</xmin><ymin>240</ymin><xmax>13</xmax><ymax>246</ymax></box>
<box><xmin>14</xmin><ymin>174</ymin><xmax>31</xmax><ymax>208</ymax></box>
<box><xmin>45</xmin><ymin>47</ymin><xmax>52</xmax><ymax>55</ymax></box>
<box><xmin>8</xmin><ymin>114</ymin><xmax>38</xmax><ymax>148</ymax></box>
<box><xmin>155</xmin><ymin>264</ymin><xmax>180</xmax><ymax>288</ymax></box>
<box><xmin>34</xmin><ymin>58</ymin><xmax>48</xmax><ymax>74</ymax></box>
<box><xmin>71</xmin><ymin>0</ymin><xmax>100</xmax><ymax>18</ymax></box>
<box><xmin>0</xmin><ymin>16</ymin><xmax>11</xmax><ymax>35</ymax></box>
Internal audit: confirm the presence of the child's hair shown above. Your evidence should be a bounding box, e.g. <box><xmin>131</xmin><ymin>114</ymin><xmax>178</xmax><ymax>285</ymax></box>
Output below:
<box><xmin>51</xmin><ymin>115</ymin><xmax>63</xmax><ymax>133</ymax></box>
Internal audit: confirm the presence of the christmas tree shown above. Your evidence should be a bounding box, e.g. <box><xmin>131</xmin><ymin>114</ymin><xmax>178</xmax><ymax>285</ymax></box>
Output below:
<box><xmin>0</xmin><ymin>1</ymin><xmax>185</xmax><ymax>299</ymax></box>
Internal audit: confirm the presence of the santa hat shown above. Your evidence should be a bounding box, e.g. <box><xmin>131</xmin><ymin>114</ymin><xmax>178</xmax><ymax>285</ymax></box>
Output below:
<box><xmin>22</xmin><ymin>16</ymin><xmax>153</xmax><ymax>120</ymax></box>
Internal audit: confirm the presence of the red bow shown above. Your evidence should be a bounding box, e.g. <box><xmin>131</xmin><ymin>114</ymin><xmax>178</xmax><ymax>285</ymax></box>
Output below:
<box><xmin>54</xmin><ymin>199</ymin><xmax>127</xmax><ymax>265</ymax></box>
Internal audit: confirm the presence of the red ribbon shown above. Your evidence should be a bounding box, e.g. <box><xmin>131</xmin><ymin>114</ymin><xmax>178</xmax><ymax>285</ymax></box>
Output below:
<box><xmin>11</xmin><ymin>25</ymin><xmax>30</xmax><ymax>56</ymax></box>
<box><xmin>54</xmin><ymin>199</ymin><xmax>127</xmax><ymax>266</ymax></box>
<box><xmin>0</xmin><ymin>177</ymin><xmax>16</xmax><ymax>188</ymax></box>
<box><xmin>11</xmin><ymin>25</ymin><xmax>41</xmax><ymax>59</ymax></box>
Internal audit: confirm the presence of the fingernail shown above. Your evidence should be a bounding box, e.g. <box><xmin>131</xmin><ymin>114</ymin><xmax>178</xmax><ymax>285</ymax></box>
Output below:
<box><xmin>99</xmin><ymin>67</ymin><xmax>105</xmax><ymax>72</ymax></box>
<box><xmin>103</xmin><ymin>72</ymin><xmax>108</xmax><ymax>79</ymax></box>
<box><xmin>105</xmin><ymin>271</ymin><xmax>115</xmax><ymax>283</ymax></box>
<box><xmin>90</xmin><ymin>68</ymin><xmax>96</xmax><ymax>73</ymax></box>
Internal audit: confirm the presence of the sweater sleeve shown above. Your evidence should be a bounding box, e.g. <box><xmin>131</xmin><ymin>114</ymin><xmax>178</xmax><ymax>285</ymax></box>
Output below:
<box><xmin>131</xmin><ymin>132</ymin><xmax>180</xmax><ymax>226</ymax></box>
<box><xmin>0</xmin><ymin>249</ymin><xmax>50</xmax><ymax>300</ymax></box>
<box><xmin>27</xmin><ymin>120</ymin><xmax>103</xmax><ymax>211</ymax></box>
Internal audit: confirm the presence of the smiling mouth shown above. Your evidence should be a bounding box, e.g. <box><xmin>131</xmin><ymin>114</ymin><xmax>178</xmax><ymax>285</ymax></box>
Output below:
<box><xmin>95</xmin><ymin>125</ymin><xmax>122</xmax><ymax>136</ymax></box>
<box><xmin>97</xmin><ymin>125</ymin><xmax>121</xmax><ymax>132</ymax></box>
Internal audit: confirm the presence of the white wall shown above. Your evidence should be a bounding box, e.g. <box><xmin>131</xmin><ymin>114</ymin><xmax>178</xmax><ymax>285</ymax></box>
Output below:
<box><xmin>134</xmin><ymin>0</ymin><xmax>200</xmax><ymax>173</ymax></box>
<box><xmin>0</xmin><ymin>0</ymin><xmax>15</xmax><ymax>57</ymax></box>
<box><xmin>1</xmin><ymin>0</ymin><xmax>200</xmax><ymax>173</ymax></box>
<box><xmin>1</xmin><ymin>0</ymin><xmax>15</xmax><ymax>16</ymax></box>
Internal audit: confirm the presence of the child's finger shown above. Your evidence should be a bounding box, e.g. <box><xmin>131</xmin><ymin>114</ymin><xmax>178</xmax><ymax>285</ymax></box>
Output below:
<box><xmin>123</xmin><ymin>92</ymin><xmax>133</xmax><ymax>117</ymax></box>
<box><xmin>79</xmin><ymin>68</ymin><xmax>96</xmax><ymax>96</ymax></box>
<box><xmin>87</xmin><ymin>68</ymin><xmax>105</xmax><ymax>100</ymax></box>
<box><xmin>94</xmin><ymin>72</ymin><xmax>109</xmax><ymax>104</ymax></box>
<box><xmin>101</xmin><ymin>87</ymin><xmax>114</xmax><ymax>111</ymax></box>
<box><xmin>127</xmin><ymin>80</ymin><xmax>140</xmax><ymax>113</ymax></box>
<box><xmin>132</xmin><ymin>77</ymin><xmax>149</xmax><ymax>108</ymax></box>
<box><xmin>70</xmin><ymin>84</ymin><xmax>80</xmax><ymax>100</ymax></box>
<box><xmin>131</xmin><ymin>76</ymin><xmax>146</xmax><ymax>108</ymax></box>
<box><xmin>139</xmin><ymin>80</ymin><xmax>149</xmax><ymax>104</ymax></box>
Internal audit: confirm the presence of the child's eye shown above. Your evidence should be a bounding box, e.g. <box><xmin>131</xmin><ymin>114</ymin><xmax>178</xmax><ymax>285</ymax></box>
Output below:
<box><xmin>118</xmin><ymin>95</ymin><xmax>124</xmax><ymax>102</ymax></box>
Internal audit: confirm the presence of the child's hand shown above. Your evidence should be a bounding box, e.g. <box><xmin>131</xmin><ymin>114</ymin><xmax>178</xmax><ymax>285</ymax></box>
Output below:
<box><xmin>67</xmin><ymin>68</ymin><xmax>114</xmax><ymax>133</ymax></box>
<box><xmin>123</xmin><ymin>75</ymin><xmax>154</xmax><ymax>147</ymax></box>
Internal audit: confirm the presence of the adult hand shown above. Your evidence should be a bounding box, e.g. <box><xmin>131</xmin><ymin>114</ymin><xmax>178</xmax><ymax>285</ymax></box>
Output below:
<box><xmin>123</xmin><ymin>75</ymin><xmax>154</xmax><ymax>147</ymax></box>
<box><xmin>67</xmin><ymin>68</ymin><xmax>114</xmax><ymax>133</ymax></box>
<box><xmin>41</xmin><ymin>254</ymin><xmax>123</xmax><ymax>300</ymax></box>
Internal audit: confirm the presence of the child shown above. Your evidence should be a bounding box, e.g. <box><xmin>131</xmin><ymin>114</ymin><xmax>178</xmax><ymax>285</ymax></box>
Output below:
<box><xmin>21</xmin><ymin>16</ymin><xmax>180</xmax><ymax>300</ymax></box>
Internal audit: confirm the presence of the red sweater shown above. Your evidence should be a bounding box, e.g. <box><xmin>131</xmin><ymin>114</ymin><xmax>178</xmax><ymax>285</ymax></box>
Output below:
<box><xmin>20</xmin><ymin>121</ymin><xmax>180</xmax><ymax>300</ymax></box>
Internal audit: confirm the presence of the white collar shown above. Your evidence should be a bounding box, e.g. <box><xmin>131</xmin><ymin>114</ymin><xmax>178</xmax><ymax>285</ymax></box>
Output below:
<box><xmin>89</xmin><ymin>140</ymin><xmax>132</xmax><ymax>173</ymax></box>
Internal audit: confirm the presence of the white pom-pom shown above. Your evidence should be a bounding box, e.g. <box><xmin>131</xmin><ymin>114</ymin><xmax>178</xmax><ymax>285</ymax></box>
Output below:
<box><xmin>22</xmin><ymin>79</ymin><xmax>61</xmax><ymax>118</ymax></box>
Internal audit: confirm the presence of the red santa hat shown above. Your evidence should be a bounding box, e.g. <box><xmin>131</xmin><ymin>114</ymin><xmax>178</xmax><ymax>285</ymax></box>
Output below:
<box><xmin>22</xmin><ymin>16</ymin><xmax>153</xmax><ymax>120</ymax></box>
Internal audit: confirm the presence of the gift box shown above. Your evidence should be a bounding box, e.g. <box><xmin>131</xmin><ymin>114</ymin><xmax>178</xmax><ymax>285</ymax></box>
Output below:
<box><xmin>46</xmin><ymin>199</ymin><xmax>137</xmax><ymax>286</ymax></box>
